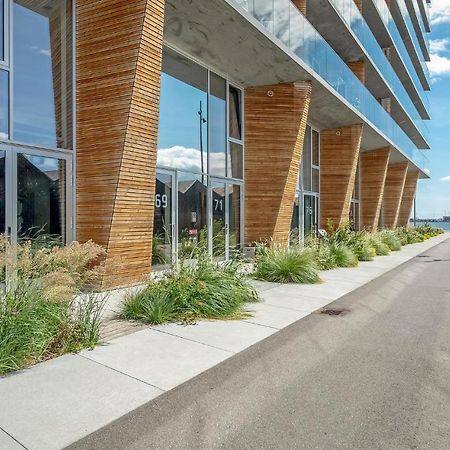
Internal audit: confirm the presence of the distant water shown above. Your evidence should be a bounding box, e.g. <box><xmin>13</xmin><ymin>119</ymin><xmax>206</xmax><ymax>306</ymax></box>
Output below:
<box><xmin>415</xmin><ymin>221</ymin><xmax>450</xmax><ymax>231</ymax></box>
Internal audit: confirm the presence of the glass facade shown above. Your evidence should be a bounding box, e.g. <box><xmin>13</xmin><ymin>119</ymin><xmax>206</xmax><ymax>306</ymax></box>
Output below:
<box><xmin>291</xmin><ymin>125</ymin><xmax>320</xmax><ymax>243</ymax></box>
<box><xmin>156</xmin><ymin>47</ymin><xmax>244</xmax><ymax>265</ymax></box>
<box><xmin>0</xmin><ymin>0</ymin><xmax>73</xmax><ymax>245</ymax></box>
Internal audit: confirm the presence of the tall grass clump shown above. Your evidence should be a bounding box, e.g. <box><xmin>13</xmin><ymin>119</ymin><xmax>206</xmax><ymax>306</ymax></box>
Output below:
<box><xmin>254</xmin><ymin>244</ymin><xmax>321</xmax><ymax>284</ymax></box>
<box><xmin>307</xmin><ymin>236</ymin><xmax>337</xmax><ymax>271</ymax></box>
<box><xmin>369</xmin><ymin>234</ymin><xmax>390</xmax><ymax>256</ymax></box>
<box><xmin>122</xmin><ymin>251</ymin><xmax>259</xmax><ymax>325</ymax></box>
<box><xmin>0</xmin><ymin>236</ymin><xmax>106</xmax><ymax>375</ymax></box>
<box><xmin>329</xmin><ymin>243</ymin><xmax>359</xmax><ymax>267</ymax></box>
<box><xmin>326</xmin><ymin>222</ymin><xmax>376</xmax><ymax>262</ymax></box>
<box><xmin>379</xmin><ymin>230</ymin><xmax>402</xmax><ymax>251</ymax></box>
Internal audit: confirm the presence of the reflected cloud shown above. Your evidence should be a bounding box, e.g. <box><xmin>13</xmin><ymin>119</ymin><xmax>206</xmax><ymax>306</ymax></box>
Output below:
<box><xmin>157</xmin><ymin>145</ymin><xmax>226</xmax><ymax>174</ymax></box>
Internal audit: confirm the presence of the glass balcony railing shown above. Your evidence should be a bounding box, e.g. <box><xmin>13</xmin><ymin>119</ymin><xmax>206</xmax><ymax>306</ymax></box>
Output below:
<box><xmin>369</xmin><ymin>0</ymin><xmax>429</xmax><ymax>112</ymax></box>
<box><xmin>234</xmin><ymin>0</ymin><xmax>428</xmax><ymax>173</ymax></box>
<box><xmin>397</xmin><ymin>0</ymin><xmax>431</xmax><ymax>82</ymax></box>
<box><xmin>330</xmin><ymin>0</ymin><xmax>429</xmax><ymax>142</ymax></box>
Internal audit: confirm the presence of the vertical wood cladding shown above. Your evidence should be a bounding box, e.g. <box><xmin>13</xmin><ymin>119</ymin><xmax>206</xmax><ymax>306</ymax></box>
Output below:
<box><xmin>76</xmin><ymin>0</ymin><xmax>165</xmax><ymax>286</ymax></box>
<box><xmin>292</xmin><ymin>0</ymin><xmax>307</xmax><ymax>15</ymax></box>
<box><xmin>382</xmin><ymin>162</ymin><xmax>408</xmax><ymax>228</ymax></box>
<box><xmin>244</xmin><ymin>82</ymin><xmax>312</xmax><ymax>244</ymax></box>
<box><xmin>360</xmin><ymin>148</ymin><xmax>391</xmax><ymax>233</ymax></box>
<box><xmin>398</xmin><ymin>171</ymin><xmax>419</xmax><ymax>227</ymax></box>
<box><xmin>347</xmin><ymin>61</ymin><xmax>365</xmax><ymax>84</ymax></box>
<box><xmin>353</xmin><ymin>0</ymin><xmax>363</xmax><ymax>12</ymax></box>
<box><xmin>320</xmin><ymin>124</ymin><xmax>363</xmax><ymax>228</ymax></box>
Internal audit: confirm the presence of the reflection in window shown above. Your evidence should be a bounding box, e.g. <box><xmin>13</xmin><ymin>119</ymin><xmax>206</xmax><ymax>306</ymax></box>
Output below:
<box><xmin>0</xmin><ymin>70</ymin><xmax>8</xmax><ymax>139</ymax></box>
<box><xmin>229</xmin><ymin>85</ymin><xmax>242</xmax><ymax>140</ymax></box>
<box><xmin>229</xmin><ymin>184</ymin><xmax>242</xmax><ymax>255</ymax></box>
<box><xmin>0</xmin><ymin>150</ymin><xmax>4</xmax><ymax>234</ymax></box>
<box><xmin>177</xmin><ymin>172</ymin><xmax>207</xmax><ymax>256</ymax></box>
<box><xmin>290</xmin><ymin>193</ymin><xmax>300</xmax><ymax>246</ymax></box>
<box><xmin>212</xmin><ymin>180</ymin><xmax>226</xmax><ymax>258</ymax></box>
<box><xmin>0</xmin><ymin>0</ymin><xmax>4</xmax><ymax>61</ymax></box>
<box><xmin>158</xmin><ymin>49</ymin><xmax>208</xmax><ymax>173</ymax></box>
<box><xmin>13</xmin><ymin>0</ymin><xmax>73</xmax><ymax>149</ymax></box>
<box><xmin>153</xmin><ymin>172</ymin><xmax>173</xmax><ymax>267</ymax></box>
<box><xmin>209</xmin><ymin>73</ymin><xmax>227</xmax><ymax>177</ymax></box>
<box><xmin>302</xmin><ymin>126</ymin><xmax>311</xmax><ymax>191</ymax></box>
<box><xmin>17</xmin><ymin>154</ymin><xmax>66</xmax><ymax>244</ymax></box>
<box><xmin>312</xmin><ymin>130</ymin><xmax>319</xmax><ymax>166</ymax></box>
<box><xmin>228</xmin><ymin>142</ymin><xmax>243</xmax><ymax>179</ymax></box>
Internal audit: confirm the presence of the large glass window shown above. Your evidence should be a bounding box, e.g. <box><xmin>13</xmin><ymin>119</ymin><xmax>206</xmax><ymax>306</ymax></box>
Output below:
<box><xmin>158</xmin><ymin>49</ymin><xmax>208</xmax><ymax>173</ymax></box>
<box><xmin>229</xmin><ymin>85</ymin><xmax>242</xmax><ymax>141</ymax></box>
<box><xmin>13</xmin><ymin>0</ymin><xmax>73</xmax><ymax>149</ymax></box>
<box><xmin>153</xmin><ymin>171</ymin><xmax>174</xmax><ymax>268</ymax></box>
<box><xmin>0</xmin><ymin>0</ymin><xmax>4</xmax><ymax>62</ymax></box>
<box><xmin>0</xmin><ymin>150</ymin><xmax>4</xmax><ymax>234</ymax></box>
<box><xmin>17</xmin><ymin>154</ymin><xmax>66</xmax><ymax>244</ymax></box>
<box><xmin>209</xmin><ymin>73</ymin><xmax>227</xmax><ymax>177</ymax></box>
<box><xmin>0</xmin><ymin>70</ymin><xmax>8</xmax><ymax>139</ymax></box>
<box><xmin>177</xmin><ymin>172</ymin><xmax>208</xmax><ymax>256</ymax></box>
<box><xmin>302</xmin><ymin>126</ymin><xmax>312</xmax><ymax>191</ymax></box>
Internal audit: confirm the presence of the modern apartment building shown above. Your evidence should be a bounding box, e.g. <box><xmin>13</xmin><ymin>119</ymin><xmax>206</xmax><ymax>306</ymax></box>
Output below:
<box><xmin>0</xmin><ymin>0</ymin><xmax>431</xmax><ymax>286</ymax></box>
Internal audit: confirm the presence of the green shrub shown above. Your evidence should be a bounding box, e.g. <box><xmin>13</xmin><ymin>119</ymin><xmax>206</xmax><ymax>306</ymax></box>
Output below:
<box><xmin>369</xmin><ymin>234</ymin><xmax>390</xmax><ymax>256</ymax></box>
<box><xmin>254</xmin><ymin>245</ymin><xmax>321</xmax><ymax>284</ymax></box>
<box><xmin>379</xmin><ymin>230</ymin><xmax>402</xmax><ymax>251</ymax></box>
<box><xmin>330</xmin><ymin>243</ymin><xmax>359</xmax><ymax>267</ymax></box>
<box><xmin>347</xmin><ymin>233</ymin><xmax>377</xmax><ymax>261</ymax></box>
<box><xmin>306</xmin><ymin>236</ymin><xmax>337</xmax><ymax>271</ymax></box>
<box><xmin>122</xmin><ymin>253</ymin><xmax>259</xmax><ymax>325</ymax></box>
<box><xmin>0</xmin><ymin>237</ymin><xmax>106</xmax><ymax>375</ymax></box>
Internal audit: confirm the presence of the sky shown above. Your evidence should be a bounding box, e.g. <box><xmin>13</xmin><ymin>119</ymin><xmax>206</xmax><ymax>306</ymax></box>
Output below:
<box><xmin>417</xmin><ymin>0</ymin><xmax>450</xmax><ymax>218</ymax></box>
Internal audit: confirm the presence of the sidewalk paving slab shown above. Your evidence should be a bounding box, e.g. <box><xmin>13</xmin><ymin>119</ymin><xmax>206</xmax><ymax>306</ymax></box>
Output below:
<box><xmin>0</xmin><ymin>355</ymin><xmax>161</xmax><ymax>450</ymax></box>
<box><xmin>0</xmin><ymin>430</ymin><xmax>24</xmax><ymax>450</ymax></box>
<box><xmin>244</xmin><ymin>303</ymin><xmax>311</xmax><ymax>329</ymax></box>
<box><xmin>150</xmin><ymin>319</ymin><xmax>277</xmax><ymax>353</ymax></box>
<box><xmin>81</xmin><ymin>328</ymin><xmax>233</xmax><ymax>391</ymax></box>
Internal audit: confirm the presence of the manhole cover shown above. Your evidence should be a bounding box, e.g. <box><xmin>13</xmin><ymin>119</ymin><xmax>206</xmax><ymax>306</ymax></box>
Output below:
<box><xmin>319</xmin><ymin>308</ymin><xmax>349</xmax><ymax>316</ymax></box>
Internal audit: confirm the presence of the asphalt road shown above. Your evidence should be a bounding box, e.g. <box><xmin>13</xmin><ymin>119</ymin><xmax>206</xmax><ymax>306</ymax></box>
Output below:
<box><xmin>69</xmin><ymin>238</ymin><xmax>450</xmax><ymax>450</ymax></box>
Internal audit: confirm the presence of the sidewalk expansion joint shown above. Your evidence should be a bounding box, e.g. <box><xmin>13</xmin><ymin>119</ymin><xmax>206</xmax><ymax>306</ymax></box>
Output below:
<box><xmin>77</xmin><ymin>354</ymin><xmax>166</xmax><ymax>393</ymax></box>
<box><xmin>0</xmin><ymin>426</ymin><xmax>28</xmax><ymax>450</ymax></box>
<box><xmin>149</xmin><ymin>327</ymin><xmax>237</xmax><ymax>354</ymax></box>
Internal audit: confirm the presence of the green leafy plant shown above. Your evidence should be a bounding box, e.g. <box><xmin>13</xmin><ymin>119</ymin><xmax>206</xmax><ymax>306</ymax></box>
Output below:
<box><xmin>369</xmin><ymin>234</ymin><xmax>390</xmax><ymax>256</ymax></box>
<box><xmin>122</xmin><ymin>251</ymin><xmax>259</xmax><ymax>325</ymax></box>
<box><xmin>378</xmin><ymin>230</ymin><xmax>402</xmax><ymax>251</ymax></box>
<box><xmin>254</xmin><ymin>244</ymin><xmax>321</xmax><ymax>284</ymax></box>
<box><xmin>330</xmin><ymin>243</ymin><xmax>359</xmax><ymax>267</ymax></box>
<box><xmin>0</xmin><ymin>236</ymin><xmax>106</xmax><ymax>375</ymax></box>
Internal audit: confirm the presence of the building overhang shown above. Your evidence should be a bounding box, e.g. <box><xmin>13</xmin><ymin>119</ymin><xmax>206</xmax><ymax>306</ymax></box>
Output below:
<box><xmin>163</xmin><ymin>0</ymin><xmax>429</xmax><ymax>178</ymax></box>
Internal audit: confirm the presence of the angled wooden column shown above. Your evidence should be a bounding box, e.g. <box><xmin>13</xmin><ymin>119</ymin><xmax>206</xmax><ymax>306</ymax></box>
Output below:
<box><xmin>360</xmin><ymin>148</ymin><xmax>391</xmax><ymax>233</ymax></box>
<box><xmin>382</xmin><ymin>162</ymin><xmax>408</xmax><ymax>228</ymax></box>
<box><xmin>320</xmin><ymin>124</ymin><xmax>363</xmax><ymax>228</ymax></box>
<box><xmin>244</xmin><ymin>82</ymin><xmax>312</xmax><ymax>244</ymax></box>
<box><xmin>398</xmin><ymin>171</ymin><xmax>420</xmax><ymax>227</ymax></box>
<box><xmin>347</xmin><ymin>61</ymin><xmax>365</xmax><ymax>84</ymax></box>
<box><xmin>292</xmin><ymin>0</ymin><xmax>307</xmax><ymax>15</ymax></box>
<box><xmin>76</xmin><ymin>0</ymin><xmax>165</xmax><ymax>286</ymax></box>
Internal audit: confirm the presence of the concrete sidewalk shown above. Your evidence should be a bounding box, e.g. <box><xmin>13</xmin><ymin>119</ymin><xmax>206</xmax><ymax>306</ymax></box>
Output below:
<box><xmin>0</xmin><ymin>233</ymin><xmax>448</xmax><ymax>450</ymax></box>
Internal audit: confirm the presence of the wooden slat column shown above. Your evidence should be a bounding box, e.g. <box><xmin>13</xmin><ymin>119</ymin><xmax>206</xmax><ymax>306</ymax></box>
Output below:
<box><xmin>360</xmin><ymin>148</ymin><xmax>391</xmax><ymax>232</ymax></box>
<box><xmin>320</xmin><ymin>124</ymin><xmax>363</xmax><ymax>228</ymax></box>
<box><xmin>76</xmin><ymin>0</ymin><xmax>165</xmax><ymax>286</ymax></box>
<box><xmin>382</xmin><ymin>162</ymin><xmax>409</xmax><ymax>228</ymax></box>
<box><xmin>398</xmin><ymin>171</ymin><xmax>420</xmax><ymax>227</ymax></box>
<box><xmin>292</xmin><ymin>0</ymin><xmax>307</xmax><ymax>14</ymax></box>
<box><xmin>347</xmin><ymin>61</ymin><xmax>365</xmax><ymax>84</ymax></box>
<box><xmin>244</xmin><ymin>82</ymin><xmax>312</xmax><ymax>244</ymax></box>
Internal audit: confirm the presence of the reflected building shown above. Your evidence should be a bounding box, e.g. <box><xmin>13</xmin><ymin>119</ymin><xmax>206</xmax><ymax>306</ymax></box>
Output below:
<box><xmin>0</xmin><ymin>0</ymin><xmax>432</xmax><ymax>285</ymax></box>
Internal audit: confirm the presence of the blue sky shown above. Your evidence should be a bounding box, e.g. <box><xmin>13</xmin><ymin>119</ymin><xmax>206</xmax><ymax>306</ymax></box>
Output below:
<box><xmin>416</xmin><ymin>0</ymin><xmax>450</xmax><ymax>218</ymax></box>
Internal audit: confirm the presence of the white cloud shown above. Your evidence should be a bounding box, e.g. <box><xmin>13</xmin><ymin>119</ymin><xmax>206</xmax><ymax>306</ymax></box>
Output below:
<box><xmin>430</xmin><ymin>0</ymin><xmax>450</xmax><ymax>26</ymax></box>
<box><xmin>39</xmin><ymin>49</ymin><xmax>51</xmax><ymax>57</ymax></box>
<box><xmin>428</xmin><ymin>38</ymin><xmax>450</xmax><ymax>78</ymax></box>
<box><xmin>441</xmin><ymin>175</ymin><xmax>450</xmax><ymax>181</ymax></box>
<box><xmin>157</xmin><ymin>146</ymin><xmax>226</xmax><ymax>174</ymax></box>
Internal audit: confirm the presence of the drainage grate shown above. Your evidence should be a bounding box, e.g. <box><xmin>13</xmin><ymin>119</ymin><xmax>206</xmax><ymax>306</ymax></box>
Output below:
<box><xmin>319</xmin><ymin>308</ymin><xmax>349</xmax><ymax>316</ymax></box>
